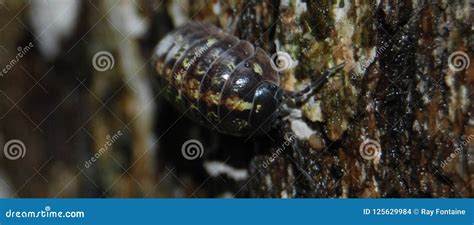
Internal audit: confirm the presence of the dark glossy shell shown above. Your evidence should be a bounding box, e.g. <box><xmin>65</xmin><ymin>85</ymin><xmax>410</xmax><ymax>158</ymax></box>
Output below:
<box><xmin>152</xmin><ymin>22</ymin><xmax>282</xmax><ymax>136</ymax></box>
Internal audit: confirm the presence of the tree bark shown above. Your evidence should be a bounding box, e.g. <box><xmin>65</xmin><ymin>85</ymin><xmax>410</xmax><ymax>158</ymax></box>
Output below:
<box><xmin>0</xmin><ymin>0</ymin><xmax>471</xmax><ymax>198</ymax></box>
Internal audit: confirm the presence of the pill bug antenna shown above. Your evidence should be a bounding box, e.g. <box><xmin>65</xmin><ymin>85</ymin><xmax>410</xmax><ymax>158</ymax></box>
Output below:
<box><xmin>284</xmin><ymin>62</ymin><xmax>345</xmax><ymax>103</ymax></box>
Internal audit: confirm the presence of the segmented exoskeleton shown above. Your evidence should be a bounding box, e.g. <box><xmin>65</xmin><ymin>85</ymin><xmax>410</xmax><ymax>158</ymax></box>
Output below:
<box><xmin>152</xmin><ymin>22</ymin><xmax>343</xmax><ymax>137</ymax></box>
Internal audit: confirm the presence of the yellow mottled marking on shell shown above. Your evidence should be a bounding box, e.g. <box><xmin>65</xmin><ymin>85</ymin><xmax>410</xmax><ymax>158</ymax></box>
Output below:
<box><xmin>225</xmin><ymin>96</ymin><xmax>253</xmax><ymax>111</ymax></box>
<box><xmin>189</xmin><ymin>79</ymin><xmax>200</xmax><ymax>88</ymax></box>
<box><xmin>206</xmin><ymin>38</ymin><xmax>218</xmax><ymax>47</ymax></box>
<box><xmin>189</xmin><ymin>90</ymin><xmax>199</xmax><ymax>99</ymax></box>
<box><xmin>255</xmin><ymin>104</ymin><xmax>262</xmax><ymax>113</ymax></box>
<box><xmin>196</xmin><ymin>49</ymin><xmax>220</xmax><ymax>75</ymax></box>
<box><xmin>203</xmin><ymin>92</ymin><xmax>220</xmax><ymax>106</ymax></box>
<box><xmin>197</xmin><ymin>67</ymin><xmax>206</xmax><ymax>75</ymax></box>
<box><xmin>183</xmin><ymin>58</ymin><xmax>191</xmax><ymax>68</ymax></box>
<box><xmin>232</xmin><ymin>118</ymin><xmax>249</xmax><ymax>130</ymax></box>
<box><xmin>211</xmin><ymin>75</ymin><xmax>227</xmax><ymax>86</ymax></box>
<box><xmin>175</xmin><ymin>45</ymin><xmax>189</xmax><ymax>59</ymax></box>
<box><xmin>156</xmin><ymin>61</ymin><xmax>165</xmax><ymax>74</ymax></box>
<box><xmin>184</xmin><ymin>79</ymin><xmax>200</xmax><ymax>99</ymax></box>
<box><xmin>253</xmin><ymin>63</ymin><xmax>263</xmax><ymax>76</ymax></box>
<box><xmin>175</xmin><ymin>72</ymin><xmax>184</xmax><ymax>83</ymax></box>
<box><xmin>227</xmin><ymin>62</ymin><xmax>236</xmax><ymax>71</ymax></box>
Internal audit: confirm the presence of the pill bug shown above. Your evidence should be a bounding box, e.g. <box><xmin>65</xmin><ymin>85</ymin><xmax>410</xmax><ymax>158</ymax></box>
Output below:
<box><xmin>152</xmin><ymin>22</ymin><xmax>343</xmax><ymax>137</ymax></box>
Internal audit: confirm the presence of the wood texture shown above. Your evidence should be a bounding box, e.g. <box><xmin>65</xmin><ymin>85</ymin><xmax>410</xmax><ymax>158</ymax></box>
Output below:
<box><xmin>0</xmin><ymin>0</ymin><xmax>471</xmax><ymax>198</ymax></box>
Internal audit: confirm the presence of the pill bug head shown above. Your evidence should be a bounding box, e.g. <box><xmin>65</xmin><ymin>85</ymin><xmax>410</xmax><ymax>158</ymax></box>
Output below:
<box><xmin>221</xmin><ymin>60</ymin><xmax>344</xmax><ymax>138</ymax></box>
<box><xmin>248</xmin><ymin>81</ymin><xmax>284</xmax><ymax>133</ymax></box>
<box><xmin>217</xmin><ymin>48</ymin><xmax>282</xmax><ymax>136</ymax></box>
